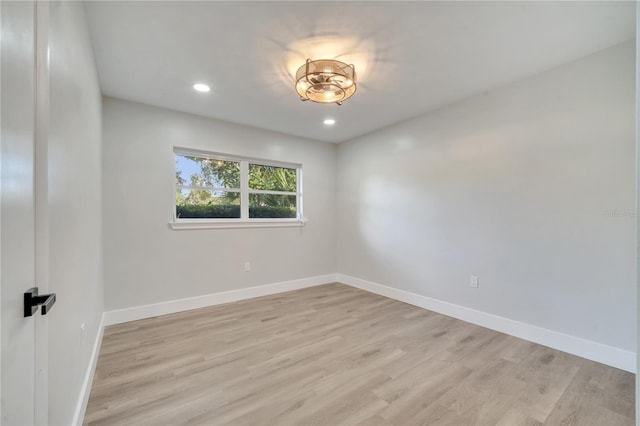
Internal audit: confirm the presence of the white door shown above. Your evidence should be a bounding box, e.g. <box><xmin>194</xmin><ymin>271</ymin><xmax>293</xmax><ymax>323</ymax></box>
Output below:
<box><xmin>1</xmin><ymin>1</ymin><xmax>48</xmax><ymax>424</ymax></box>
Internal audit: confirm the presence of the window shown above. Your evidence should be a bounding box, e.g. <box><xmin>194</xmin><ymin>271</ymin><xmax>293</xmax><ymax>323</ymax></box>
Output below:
<box><xmin>173</xmin><ymin>147</ymin><xmax>303</xmax><ymax>228</ymax></box>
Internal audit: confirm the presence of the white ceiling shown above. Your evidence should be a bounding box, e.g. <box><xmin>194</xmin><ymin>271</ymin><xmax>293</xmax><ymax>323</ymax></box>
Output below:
<box><xmin>85</xmin><ymin>1</ymin><xmax>635</xmax><ymax>143</ymax></box>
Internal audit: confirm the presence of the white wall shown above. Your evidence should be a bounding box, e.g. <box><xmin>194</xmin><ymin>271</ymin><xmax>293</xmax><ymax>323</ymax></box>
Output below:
<box><xmin>48</xmin><ymin>2</ymin><xmax>103</xmax><ymax>424</ymax></box>
<box><xmin>337</xmin><ymin>41</ymin><xmax>636</xmax><ymax>353</ymax></box>
<box><xmin>102</xmin><ymin>98</ymin><xmax>336</xmax><ymax>310</ymax></box>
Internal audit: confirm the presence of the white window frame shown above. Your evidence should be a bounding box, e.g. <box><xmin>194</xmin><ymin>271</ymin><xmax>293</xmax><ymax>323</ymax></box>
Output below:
<box><xmin>170</xmin><ymin>147</ymin><xmax>305</xmax><ymax>229</ymax></box>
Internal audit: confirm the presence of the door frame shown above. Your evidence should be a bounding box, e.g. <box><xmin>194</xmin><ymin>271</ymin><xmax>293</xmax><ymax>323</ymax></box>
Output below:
<box><xmin>34</xmin><ymin>1</ymin><xmax>49</xmax><ymax>423</ymax></box>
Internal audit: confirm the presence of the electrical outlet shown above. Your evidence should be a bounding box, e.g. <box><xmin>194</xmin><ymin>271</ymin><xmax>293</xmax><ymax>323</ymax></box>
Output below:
<box><xmin>244</xmin><ymin>261</ymin><xmax>251</xmax><ymax>272</ymax></box>
<box><xmin>470</xmin><ymin>275</ymin><xmax>479</xmax><ymax>288</ymax></box>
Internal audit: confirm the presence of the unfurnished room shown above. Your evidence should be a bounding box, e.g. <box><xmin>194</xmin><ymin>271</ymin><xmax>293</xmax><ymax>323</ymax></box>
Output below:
<box><xmin>0</xmin><ymin>1</ymin><xmax>638</xmax><ymax>425</ymax></box>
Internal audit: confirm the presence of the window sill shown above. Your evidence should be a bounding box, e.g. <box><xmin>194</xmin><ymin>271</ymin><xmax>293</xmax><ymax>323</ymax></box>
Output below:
<box><xmin>169</xmin><ymin>219</ymin><xmax>306</xmax><ymax>230</ymax></box>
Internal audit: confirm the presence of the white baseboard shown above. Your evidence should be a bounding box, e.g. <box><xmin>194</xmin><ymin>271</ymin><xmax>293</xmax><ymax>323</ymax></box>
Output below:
<box><xmin>337</xmin><ymin>274</ymin><xmax>636</xmax><ymax>373</ymax></box>
<box><xmin>72</xmin><ymin>312</ymin><xmax>105</xmax><ymax>426</ymax></box>
<box><xmin>103</xmin><ymin>274</ymin><xmax>338</xmax><ymax>326</ymax></box>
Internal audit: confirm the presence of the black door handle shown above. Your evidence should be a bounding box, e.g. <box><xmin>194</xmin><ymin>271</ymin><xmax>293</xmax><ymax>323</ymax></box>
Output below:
<box><xmin>24</xmin><ymin>287</ymin><xmax>56</xmax><ymax>317</ymax></box>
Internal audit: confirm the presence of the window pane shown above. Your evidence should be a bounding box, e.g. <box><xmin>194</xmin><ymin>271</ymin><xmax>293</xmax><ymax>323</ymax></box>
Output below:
<box><xmin>249</xmin><ymin>194</ymin><xmax>296</xmax><ymax>218</ymax></box>
<box><xmin>249</xmin><ymin>164</ymin><xmax>297</xmax><ymax>192</ymax></box>
<box><xmin>176</xmin><ymin>155</ymin><xmax>240</xmax><ymax>188</ymax></box>
<box><xmin>176</xmin><ymin>189</ymin><xmax>240</xmax><ymax>219</ymax></box>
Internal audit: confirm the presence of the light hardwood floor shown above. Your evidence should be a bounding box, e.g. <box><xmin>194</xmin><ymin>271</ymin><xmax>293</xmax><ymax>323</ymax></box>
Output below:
<box><xmin>84</xmin><ymin>283</ymin><xmax>634</xmax><ymax>425</ymax></box>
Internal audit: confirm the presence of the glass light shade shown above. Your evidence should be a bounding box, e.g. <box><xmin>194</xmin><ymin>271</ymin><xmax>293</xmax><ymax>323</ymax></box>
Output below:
<box><xmin>295</xmin><ymin>59</ymin><xmax>357</xmax><ymax>105</ymax></box>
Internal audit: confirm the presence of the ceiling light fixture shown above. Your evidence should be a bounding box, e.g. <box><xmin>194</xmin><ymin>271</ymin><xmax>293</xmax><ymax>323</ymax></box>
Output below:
<box><xmin>193</xmin><ymin>83</ymin><xmax>210</xmax><ymax>92</ymax></box>
<box><xmin>295</xmin><ymin>59</ymin><xmax>357</xmax><ymax>105</ymax></box>
<box><xmin>323</xmin><ymin>119</ymin><xmax>336</xmax><ymax>125</ymax></box>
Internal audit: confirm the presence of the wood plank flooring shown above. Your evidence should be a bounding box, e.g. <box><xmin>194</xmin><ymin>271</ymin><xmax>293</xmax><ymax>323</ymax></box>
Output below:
<box><xmin>84</xmin><ymin>283</ymin><xmax>635</xmax><ymax>425</ymax></box>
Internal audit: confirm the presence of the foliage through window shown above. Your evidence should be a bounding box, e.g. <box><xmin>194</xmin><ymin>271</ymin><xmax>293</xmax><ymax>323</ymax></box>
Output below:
<box><xmin>174</xmin><ymin>148</ymin><xmax>301</xmax><ymax>221</ymax></box>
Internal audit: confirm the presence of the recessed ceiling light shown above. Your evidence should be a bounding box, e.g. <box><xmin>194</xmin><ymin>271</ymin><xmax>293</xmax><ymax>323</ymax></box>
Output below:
<box><xmin>324</xmin><ymin>119</ymin><xmax>336</xmax><ymax>125</ymax></box>
<box><xmin>193</xmin><ymin>83</ymin><xmax>210</xmax><ymax>93</ymax></box>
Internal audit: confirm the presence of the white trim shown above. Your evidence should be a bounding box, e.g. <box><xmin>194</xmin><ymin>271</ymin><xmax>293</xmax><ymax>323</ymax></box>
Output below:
<box><xmin>34</xmin><ymin>1</ymin><xmax>50</xmax><ymax>421</ymax></box>
<box><xmin>169</xmin><ymin>218</ymin><xmax>306</xmax><ymax>230</ymax></box>
<box><xmin>177</xmin><ymin>185</ymin><xmax>241</xmax><ymax>193</ymax></box>
<box><xmin>337</xmin><ymin>274</ymin><xmax>636</xmax><ymax>373</ymax></box>
<box><xmin>104</xmin><ymin>274</ymin><xmax>337</xmax><ymax>326</ymax></box>
<box><xmin>173</xmin><ymin>146</ymin><xmax>301</xmax><ymax>169</ymax></box>
<box><xmin>248</xmin><ymin>189</ymin><xmax>297</xmax><ymax>196</ymax></box>
<box><xmin>296</xmin><ymin>167</ymin><xmax>303</xmax><ymax>220</ymax></box>
<box><xmin>240</xmin><ymin>160</ymin><xmax>249</xmax><ymax>220</ymax></box>
<box><xmin>72</xmin><ymin>313</ymin><xmax>105</xmax><ymax>426</ymax></box>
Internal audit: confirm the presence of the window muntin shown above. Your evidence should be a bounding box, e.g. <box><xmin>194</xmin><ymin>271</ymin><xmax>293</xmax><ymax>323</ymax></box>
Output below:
<box><xmin>174</xmin><ymin>148</ymin><xmax>302</xmax><ymax>222</ymax></box>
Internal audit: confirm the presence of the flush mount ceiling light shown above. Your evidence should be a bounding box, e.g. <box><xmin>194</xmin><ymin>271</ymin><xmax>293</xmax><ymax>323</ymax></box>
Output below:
<box><xmin>295</xmin><ymin>59</ymin><xmax>357</xmax><ymax>105</ymax></box>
